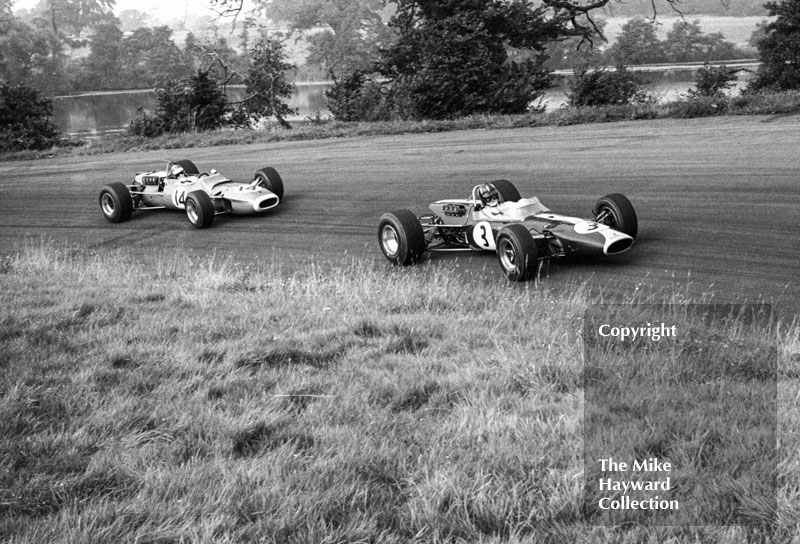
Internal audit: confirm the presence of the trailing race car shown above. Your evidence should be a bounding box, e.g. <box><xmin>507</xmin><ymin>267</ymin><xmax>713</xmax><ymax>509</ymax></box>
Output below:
<box><xmin>378</xmin><ymin>180</ymin><xmax>637</xmax><ymax>281</ymax></box>
<box><xmin>99</xmin><ymin>159</ymin><xmax>284</xmax><ymax>228</ymax></box>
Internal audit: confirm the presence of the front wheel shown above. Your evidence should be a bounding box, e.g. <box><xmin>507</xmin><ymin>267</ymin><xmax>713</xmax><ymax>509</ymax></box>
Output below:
<box><xmin>593</xmin><ymin>193</ymin><xmax>637</xmax><ymax>238</ymax></box>
<box><xmin>99</xmin><ymin>182</ymin><xmax>133</xmax><ymax>223</ymax></box>
<box><xmin>175</xmin><ymin>159</ymin><xmax>200</xmax><ymax>175</ymax></box>
<box><xmin>495</xmin><ymin>224</ymin><xmax>539</xmax><ymax>281</ymax></box>
<box><xmin>378</xmin><ymin>210</ymin><xmax>425</xmax><ymax>265</ymax></box>
<box><xmin>185</xmin><ymin>191</ymin><xmax>215</xmax><ymax>229</ymax></box>
<box><xmin>254</xmin><ymin>167</ymin><xmax>284</xmax><ymax>200</ymax></box>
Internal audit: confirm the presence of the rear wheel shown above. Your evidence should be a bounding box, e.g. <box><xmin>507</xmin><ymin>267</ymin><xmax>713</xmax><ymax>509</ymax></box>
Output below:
<box><xmin>185</xmin><ymin>191</ymin><xmax>215</xmax><ymax>228</ymax></box>
<box><xmin>495</xmin><ymin>224</ymin><xmax>539</xmax><ymax>281</ymax></box>
<box><xmin>489</xmin><ymin>179</ymin><xmax>521</xmax><ymax>203</ymax></box>
<box><xmin>175</xmin><ymin>159</ymin><xmax>199</xmax><ymax>175</ymax></box>
<box><xmin>593</xmin><ymin>193</ymin><xmax>638</xmax><ymax>238</ymax></box>
<box><xmin>378</xmin><ymin>210</ymin><xmax>425</xmax><ymax>265</ymax></box>
<box><xmin>99</xmin><ymin>182</ymin><xmax>133</xmax><ymax>223</ymax></box>
<box><xmin>254</xmin><ymin>167</ymin><xmax>284</xmax><ymax>200</ymax></box>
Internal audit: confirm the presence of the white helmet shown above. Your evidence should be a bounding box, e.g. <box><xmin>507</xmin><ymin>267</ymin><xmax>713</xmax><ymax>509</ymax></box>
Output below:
<box><xmin>169</xmin><ymin>164</ymin><xmax>185</xmax><ymax>178</ymax></box>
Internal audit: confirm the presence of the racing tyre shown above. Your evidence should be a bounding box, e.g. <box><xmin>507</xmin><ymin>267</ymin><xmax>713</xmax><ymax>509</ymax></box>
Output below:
<box><xmin>175</xmin><ymin>160</ymin><xmax>200</xmax><ymax>175</ymax></box>
<box><xmin>593</xmin><ymin>193</ymin><xmax>638</xmax><ymax>239</ymax></box>
<box><xmin>495</xmin><ymin>223</ymin><xmax>539</xmax><ymax>281</ymax></box>
<box><xmin>185</xmin><ymin>190</ymin><xmax>215</xmax><ymax>229</ymax></box>
<box><xmin>254</xmin><ymin>167</ymin><xmax>284</xmax><ymax>200</ymax></box>
<box><xmin>99</xmin><ymin>182</ymin><xmax>134</xmax><ymax>223</ymax></box>
<box><xmin>490</xmin><ymin>179</ymin><xmax>521</xmax><ymax>203</ymax></box>
<box><xmin>378</xmin><ymin>209</ymin><xmax>425</xmax><ymax>266</ymax></box>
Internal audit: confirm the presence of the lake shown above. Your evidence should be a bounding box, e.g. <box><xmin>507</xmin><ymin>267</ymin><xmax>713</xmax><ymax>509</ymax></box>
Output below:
<box><xmin>51</xmin><ymin>67</ymin><xmax>756</xmax><ymax>137</ymax></box>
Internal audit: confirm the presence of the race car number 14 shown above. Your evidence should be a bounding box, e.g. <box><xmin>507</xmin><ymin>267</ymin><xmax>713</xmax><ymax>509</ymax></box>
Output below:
<box><xmin>472</xmin><ymin>221</ymin><xmax>496</xmax><ymax>250</ymax></box>
<box><xmin>172</xmin><ymin>187</ymin><xmax>187</xmax><ymax>209</ymax></box>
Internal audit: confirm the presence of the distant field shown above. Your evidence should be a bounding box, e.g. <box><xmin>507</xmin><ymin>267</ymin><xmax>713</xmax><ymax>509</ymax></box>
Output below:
<box><xmin>602</xmin><ymin>15</ymin><xmax>769</xmax><ymax>48</ymax></box>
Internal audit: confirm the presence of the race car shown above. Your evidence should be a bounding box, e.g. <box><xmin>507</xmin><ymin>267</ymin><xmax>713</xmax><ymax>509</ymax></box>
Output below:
<box><xmin>378</xmin><ymin>180</ymin><xmax>637</xmax><ymax>281</ymax></box>
<box><xmin>99</xmin><ymin>159</ymin><xmax>284</xmax><ymax>228</ymax></box>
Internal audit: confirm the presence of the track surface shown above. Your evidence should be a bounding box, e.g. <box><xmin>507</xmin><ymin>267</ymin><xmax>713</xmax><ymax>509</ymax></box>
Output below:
<box><xmin>2</xmin><ymin>116</ymin><xmax>798</xmax><ymax>316</ymax></box>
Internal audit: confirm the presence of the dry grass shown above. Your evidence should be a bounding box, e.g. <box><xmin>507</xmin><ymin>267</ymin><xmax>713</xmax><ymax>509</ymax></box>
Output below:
<box><xmin>0</xmin><ymin>240</ymin><xmax>797</xmax><ymax>543</ymax></box>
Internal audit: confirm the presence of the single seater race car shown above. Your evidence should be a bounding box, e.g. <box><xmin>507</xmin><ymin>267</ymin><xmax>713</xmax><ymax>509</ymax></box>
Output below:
<box><xmin>99</xmin><ymin>159</ymin><xmax>284</xmax><ymax>228</ymax></box>
<box><xmin>378</xmin><ymin>179</ymin><xmax>638</xmax><ymax>281</ymax></box>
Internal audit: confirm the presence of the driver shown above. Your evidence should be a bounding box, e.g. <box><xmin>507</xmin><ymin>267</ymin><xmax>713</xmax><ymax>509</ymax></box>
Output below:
<box><xmin>168</xmin><ymin>164</ymin><xmax>186</xmax><ymax>179</ymax></box>
<box><xmin>477</xmin><ymin>183</ymin><xmax>500</xmax><ymax>208</ymax></box>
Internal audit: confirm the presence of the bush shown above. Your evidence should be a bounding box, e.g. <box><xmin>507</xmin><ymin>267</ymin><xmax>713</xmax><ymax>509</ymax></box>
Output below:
<box><xmin>127</xmin><ymin>70</ymin><xmax>229</xmax><ymax>137</ymax></box>
<box><xmin>567</xmin><ymin>64</ymin><xmax>651</xmax><ymax>107</ymax></box>
<box><xmin>0</xmin><ymin>83</ymin><xmax>60</xmax><ymax>151</ymax></box>
<box><xmin>688</xmin><ymin>64</ymin><xmax>739</xmax><ymax>98</ymax></box>
<box><xmin>325</xmin><ymin>72</ymin><xmax>393</xmax><ymax>122</ymax></box>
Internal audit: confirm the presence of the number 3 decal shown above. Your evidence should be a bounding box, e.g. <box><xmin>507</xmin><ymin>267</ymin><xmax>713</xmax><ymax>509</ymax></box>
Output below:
<box><xmin>574</xmin><ymin>221</ymin><xmax>601</xmax><ymax>234</ymax></box>
<box><xmin>472</xmin><ymin>221</ymin><xmax>496</xmax><ymax>250</ymax></box>
<box><xmin>172</xmin><ymin>187</ymin><xmax>187</xmax><ymax>209</ymax></box>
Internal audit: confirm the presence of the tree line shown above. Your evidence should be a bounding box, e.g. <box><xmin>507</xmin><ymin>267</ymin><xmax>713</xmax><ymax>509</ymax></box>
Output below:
<box><xmin>2</xmin><ymin>0</ymin><xmax>800</xmax><ymax>151</ymax></box>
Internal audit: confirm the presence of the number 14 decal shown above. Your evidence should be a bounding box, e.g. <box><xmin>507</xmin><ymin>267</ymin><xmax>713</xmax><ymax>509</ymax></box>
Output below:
<box><xmin>472</xmin><ymin>221</ymin><xmax>496</xmax><ymax>250</ymax></box>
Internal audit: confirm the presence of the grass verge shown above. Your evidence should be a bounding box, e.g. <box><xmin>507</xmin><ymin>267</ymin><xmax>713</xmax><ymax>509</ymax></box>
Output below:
<box><xmin>0</xmin><ymin>241</ymin><xmax>798</xmax><ymax>542</ymax></box>
<box><xmin>4</xmin><ymin>91</ymin><xmax>800</xmax><ymax>162</ymax></box>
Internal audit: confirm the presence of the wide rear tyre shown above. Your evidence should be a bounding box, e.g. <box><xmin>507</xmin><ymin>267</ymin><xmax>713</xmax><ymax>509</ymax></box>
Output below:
<box><xmin>254</xmin><ymin>167</ymin><xmax>284</xmax><ymax>200</ymax></box>
<box><xmin>495</xmin><ymin>223</ymin><xmax>539</xmax><ymax>281</ymax></box>
<box><xmin>175</xmin><ymin>159</ymin><xmax>200</xmax><ymax>175</ymax></box>
<box><xmin>593</xmin><ymin>193</ymin><xmax>638</xmax><ymax>238</ymax></box>
<box><xmin>99</xmin><ymin>182</ymin><xmax>133</xmax><ymax>223</ymax></box>
<box><xmin>489</xmin><ymin>179</ymin><xmax>521</xmax><ymax>203</ymax></box>
<box><xmin>378</xmin><ymin>209</ymin><xmax>425</xmax><ymax>266</ymax></box>
<box><xmin>185</xmin><ymin>190</ymin><xmax>215</xmax><ymax>229</ymax></box>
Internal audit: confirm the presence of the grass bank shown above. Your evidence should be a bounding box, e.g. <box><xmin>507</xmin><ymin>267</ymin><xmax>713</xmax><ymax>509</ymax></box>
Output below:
<box><xmin>1</xmin><ymin>241</ymin><xmax>798</xmax><ymax>542</ymax></box>
<box><xmin>4</xmin><ymin>90</ymin><xmax>800</xmax><ymax>162</ymax></box>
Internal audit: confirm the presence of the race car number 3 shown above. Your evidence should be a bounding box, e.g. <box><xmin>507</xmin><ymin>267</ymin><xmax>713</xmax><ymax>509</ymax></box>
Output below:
<box><xmin>574</xmin><ymin>220</ymin><xmax>602</xmax><ymax>234</ymax></box>
<box><xmin>172</xmin><ymin>187</ymin><xmax>187</xmax><ymax>209</ymax></box>
<box><xmin>472</xmin><ymin>221</ymin><xmax>496</xmax><ymax>250</ymax></box>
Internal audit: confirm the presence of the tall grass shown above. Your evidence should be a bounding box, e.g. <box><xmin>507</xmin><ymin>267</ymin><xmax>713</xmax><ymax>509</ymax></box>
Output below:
<box><xmin>1</xmin><ymin>240</ymin><xmax>797</xmax><ymax>543</ymax></box>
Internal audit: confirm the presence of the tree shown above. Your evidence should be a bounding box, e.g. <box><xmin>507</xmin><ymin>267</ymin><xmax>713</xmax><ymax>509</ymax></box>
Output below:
<box><xmin>34</xmin><ymin>0</ymin><xmax>117</xmax><ymax>37</ymax></box>
<box><xmin>377</xmin><ymin>0</ymin><xmax>564</xmax><ymax>119</ymax></box>
<box><xmin>128</xmin><ymin>69</ymin><xmax>230</xmax><ymax>135</ymax></box>
<box><xmin>238</xmin><ymin>33</ymin><xmax>296</xmax><ymax>127</ymax></box>
<box><xmin>0</xmin><ymin>82</ymin><xmax>59</xmax><ymax>151</ymax></box>
<box><xmin>84</xmin><ymin>21</ymin><xmax>126</xmax><ymax>89</ymax></box>
<box><xmin>262</xmin><ymin>0</ymin><xmax>391</xmax><ymax>78</ymax></box>
<box><xmin>688</xmin><ymin>63</ymin><xmax>739</xmax><ymax>98</ymax></box>
<box><xmin>567</xmin><ymin>64</ymin><xmax>650</xmax><ymax>106</ymax></box>
<box><xmin>748</xmin><ymin>0</ymin><xmax>800</xmax><ymax>91</ymax></box>
<box><xmin>607</xmin><ymin>17</ymin><xmax>665</xmax><ymax>64</ymax></box>
<box><xmin>120</xmin><ymin>26</ymin><xmax>190</xmax><ymax>87</ymax></box>
<box><xmin>117</xmin><ymin>9</ymin><xmax>150</xmax><ymax>31</ymax></box>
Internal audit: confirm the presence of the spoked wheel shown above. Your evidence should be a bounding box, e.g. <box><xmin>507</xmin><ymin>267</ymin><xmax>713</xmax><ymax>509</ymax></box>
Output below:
<box><xmin>99</xmin><ymin>182</ymin><xmax>134</xmax><ymax>223</ymax></box>
<box><xmin>495</xmin><ymin>224</ymin><xmax>539</xmax><ymax>281</ymax></box>
<box><xmin>185</xmin><ymin>191</ymin><xmax>215</xmax><ymax>228</ymax></box>
<box><xmin>593</xmin><ymin>193</ymin><xmax>638</xmax><ymax>238</ymax></box>
<box><xmin>378</xmin><ymin>209</ymin><xmax>425</xmax><ymax>265</ymax></box>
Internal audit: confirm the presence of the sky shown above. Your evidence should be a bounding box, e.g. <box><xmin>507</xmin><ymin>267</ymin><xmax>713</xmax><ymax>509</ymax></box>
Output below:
<box><xmin>11</xmin><ymin>0</ymin><xmax>255</xmax><ymax>24</ymax></box>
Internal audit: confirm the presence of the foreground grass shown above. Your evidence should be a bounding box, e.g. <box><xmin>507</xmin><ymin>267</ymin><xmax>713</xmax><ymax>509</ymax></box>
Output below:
<box><xmin>4</xmin><ymin>90</ymin><xmax>800</xmax><ymax>162</ymax></box>
<box><xmin>0</xmin><ymin>242</ymin><xmax>798</xmax><ymax>543</ymax></box>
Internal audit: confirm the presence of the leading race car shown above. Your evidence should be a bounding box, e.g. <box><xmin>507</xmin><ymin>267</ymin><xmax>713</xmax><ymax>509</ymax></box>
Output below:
<box><xmin>378</xmin><ymin>180</ymin><xmax>638</xmax><ymax>281</ymax></box>
<box><xmin>99</xmin><ymin>159</ymin><xmax>284</xmax><ymax>228</ymax></box>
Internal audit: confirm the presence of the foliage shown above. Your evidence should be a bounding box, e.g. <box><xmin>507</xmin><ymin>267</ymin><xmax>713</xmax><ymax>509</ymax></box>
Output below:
<box><xmin>262</xmin><ymin>0</ymin><xmax>392</xmax><ymax>78</ymax></box>
<box><xmin>119</xmin><ymin>26</ymin><xmax>189</xmax><ymax>86</ymax></box>
<box><xmin>663</xmin><ymin>20</ymin><xmax>745</xmax><ymax>63</ymax></box>
<box><xmin>127</xmin><ymin>70</ymin><xmax>229</xmax><ymax>136</ymax></box>
<box><xmin>33</xmin><ymin>0</ymin><xmax>117</xmax><ymax>36</ymax></box>
<box><xmin>238</xmin><ymin>34</ymin><xmax>297</xmax><ymax>126</ymax></box>
<box><xmin>567</xmin><ymin>64</ymin><xmax>651</xmax><ymax>107</ymax></box>
<box><xmin>688</xmin><ymin>63</ymin><xmax>739</xmax><ymax>98</ymax></box>
<box><xmin>0</xmin><ymin>82</ymin><xmax>59</xmax><ymax>151</ymax></box>
<box><xmin>84</xmin><ymin>21</ymin><xmax>126</xmax><ymax>89</ymax></box>
<box><xmin>748</xmin><ymin>0</ymin><xmax>800</xmax><ymax>91</ymax></box>
<box><xmin>325</xmin><ymin>71</ymin><xmax>391</xmax><ymax>121</ymax></box>
<box><xmin>607</xmin><ymin>17</ymin><xmax>665</xmax><ymax>65</ymax></box>
<box><xmin>378</xmin><ymin>0</ymin><xmax>561</xmax><ymax>119</ymax></box>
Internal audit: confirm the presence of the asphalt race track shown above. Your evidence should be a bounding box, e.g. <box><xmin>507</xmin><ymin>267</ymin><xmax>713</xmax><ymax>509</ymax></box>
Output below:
<box><xmin>2</xmin><ymin>115</ymin><xmax>799</xmax><ymax>316</ymax></box>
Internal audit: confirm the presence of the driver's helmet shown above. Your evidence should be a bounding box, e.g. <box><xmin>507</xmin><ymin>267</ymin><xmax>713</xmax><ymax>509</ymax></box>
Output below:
<box><xmin>169</xmin><ymin>164</ymin><xmax>185</xmax><ymax>178</ymax></box>
<box><xmin>478</xmin><ymin>183</ymin><xmax>499</xmax><ymax>206</ymax></box>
